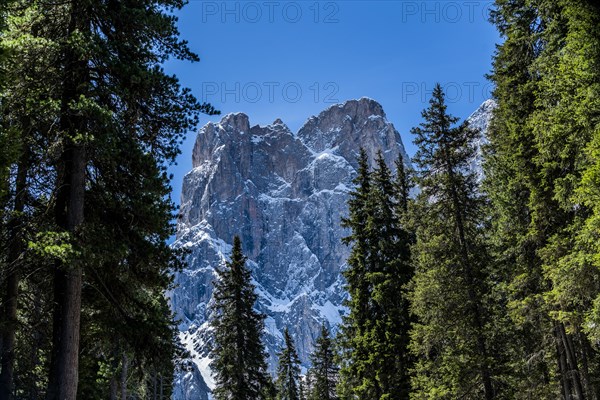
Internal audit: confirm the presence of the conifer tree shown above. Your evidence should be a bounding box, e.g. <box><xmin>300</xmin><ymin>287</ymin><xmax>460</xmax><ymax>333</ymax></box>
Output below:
<box><xmin>486</xmin><ymin>1</ymin><xmax>600</xmax><ymax>397</ymax></box>
<box><xmin>304</xmin><ymin>368</ymin><xmax>316</xmax><ymax>400</ymax></box>
<box><xmin>484</xmin><ymin>1</ymin><xmax>559</xmax><ymax>396</ymax></box>
<box><xmin>0</xmin><ymin>0</ymin><xmax>217</xmax><ymax>397</ymax></box>
<box><xmin>337</xmin><ymin>149</ymin><xmax>414</xmax><ymax>399</ymax></box>
<box><xmin>308</xmin><ymin>325</ymin><xmax>338</xmax><ymax>400</ymax></box>
<box><xmin>0</xmin><ymin>3</ymin><xmax>66</xmax><ymax>397</ymax></box>
<box><xmin>368</xmin><ymin>152</ymin><xmax>413</xmax><ymax>398</ymax></box>
<box><xmin>337</xmin><ymin>148</ymin><xmax>372</xmax><ymax>398</ymax></box>
<box><xmin>527</xmin><ymin>1</ymin><xmax>600</xmax><ymax>397</ymax></box>
<box><xmin>210</xmin><ymin>236</ymin><xmax>270</xmax><ymax>400</ymax></box>
<box><xmin>409</xmin><ymin>84</ymin><xmax>503</xmax><ymax>399</ymax></box>
<box><xmin>276</xmin><ymin>328</ymin><xmax>301</xmax><ymax>400</ymax></box>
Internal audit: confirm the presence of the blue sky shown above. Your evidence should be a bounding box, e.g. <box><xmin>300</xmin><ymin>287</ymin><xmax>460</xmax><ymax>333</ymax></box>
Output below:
<box><xmin>164</xmin><ymin>0</ymin><xmax>500</xmax><ymax>205</ymax></box>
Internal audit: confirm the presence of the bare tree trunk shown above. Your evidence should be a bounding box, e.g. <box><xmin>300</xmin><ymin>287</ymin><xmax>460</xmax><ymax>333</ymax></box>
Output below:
<box><xmin>159</xmin><ymin>374</ymin><xmax>163</xmax><ymax>400</ymax></box>
<box><xmin>0</xmin><ymin>273</ymin><xmax>19</xmax><ymax>400</ymax></box>
<box><xmin>580</xmin><ymin>332</ymin><xmax>599</xmax><ymax>399</ymax></box>
<box><xmin>46</xmin><ymin>145</ymin><xmax>85</xmax><ymax>400</ymax></box>
<box><xmin>558</xmin><ymin>323</ymin><xmax>584</xmax><ymax>400</ymax></box>
<box><xmin>557</xmin><ymin>334</ymin><xmax>571</xmax><ymax>400</ymax></box>
<box><xmin>110</xmin><ymin>376</ymin><xmax>118</xmax><ymax>400</ymax></box>
<box><xmin>153</xmin><ymin>370</ymin><xmax>157</xmax><ymax>400</ymax></box>
<box><xmin>121</xmin><ymin>353</ymin><xmax>128</xmax><ymax>400</ymax></box>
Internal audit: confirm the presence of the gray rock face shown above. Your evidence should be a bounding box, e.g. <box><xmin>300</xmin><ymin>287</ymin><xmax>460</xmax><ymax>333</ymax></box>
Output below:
<box><xmin>466</xmin><ymin>99</ymin><xmax>496</xmax><ymax>180</ymax></box>
<box><xmin>170</xmin><ymin>98</ymin><xmax>411</xmax><ymax>398</ymax></box>
<box><xmin>172</xmin><ymin>361</ymin><xmax>210</xmax><ymax>400</ymax></box>
<box><xmin>170</xmin><ymin>98</ymin><xmax>495</xmax><ymax>399</ymax></box>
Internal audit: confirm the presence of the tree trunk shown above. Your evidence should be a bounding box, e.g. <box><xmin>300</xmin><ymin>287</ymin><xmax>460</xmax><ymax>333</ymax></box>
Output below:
<box><xmin>0</xmin><ymin>273</ymin><xmax>19</xmax><ymax>400</ymax></box>
<box><xmin>121</xmin><ymin>352</ymin><xmax>128</xmax><ymax>400</ymax></box>
<box><xmin>557</xmin><ymin>333</ymin><xmax>571</xmax><ymax>400</ymax></box>
<box><xmin>580</xmin><ymin>332</ymin><xmax>598</xmax><ymax>399</ymax></box>
<box><xmin>110</xmin><ymin>376</ymin><xmax>118</xmax><ymax>400</ymax></box>
<box><xmin>159</xmin><ymin>374</ymin><xmax>163</xmax><ymax>400</ymax></box>
<box><xmin>558</xmin><ymin>323</ymin><xmax>584</xmax><ymax>400</ymax></box>
<box><xmin>46</xmin><ymin>144</ymin><xmax>85</xmax><ymax>400</ymax></box>
<box><xmin>153</xmin><ymin>370</ymin><xmax>157</xmax><ymax>400</ymax></box>
<box><xmin>0</xmin><ymin>147</ymin><xmax>29</xmax><ymax>400</ymax></box>
<box><xmin>45</xmin><ymin>1</ymin><xmax>89</xmax><ymax>398</ymax></box>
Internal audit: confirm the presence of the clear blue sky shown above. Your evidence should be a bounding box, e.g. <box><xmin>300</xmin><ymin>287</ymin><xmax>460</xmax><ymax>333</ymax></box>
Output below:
<box><xmin>164</xmin><ymin>0</ymin><xmax>500</xmax><ymax>206</ymax></box>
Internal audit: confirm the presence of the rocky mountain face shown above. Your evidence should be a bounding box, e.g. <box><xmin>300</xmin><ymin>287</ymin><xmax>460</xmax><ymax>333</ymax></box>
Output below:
<box><xmin>170</xmin><ymin>98</ymin><xmax>494</xmax><ymax>399</ymax></box>
<box><xmin>467</xmin><ymin>99</ymin><xmax>496</xmax><ymax>180</ymax></box>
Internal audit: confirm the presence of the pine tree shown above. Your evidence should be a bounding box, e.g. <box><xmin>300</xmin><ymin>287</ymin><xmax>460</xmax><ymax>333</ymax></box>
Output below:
<box><xmin>210</xmin><ymin>236</ymin><xmax>270</xmax><ymax>400</ymax></box>
<box><xmin>486</xmin><ymin>1</ymin><xmax>600</xmax><ymax>397</ymax></box>
<box><xmin>409</xmin><ymin>84</ymin><xmax>504</xmax><ymax>399</ymax></box>
<box><xmin>276</xmin><ymin>328</ymin><xmax>301</xmax><ymax>400</ymax></box>
<box><xmin>337</xmin><ymin>149</ymin><xmax>414</xmax><ymax>399</ymax></box>
<box><xmin>336</xmin><ymin>148</ymin><xmax>372</xmax><ymax>399</ymax></box>
<box><xmin>308</xmin><ymin>325</ymin><xmax>338</xmax><ymax>400</ymax></box>
<box><xmin>367</xmin><ymin>152</ymin><xmax>413</xmax><ymax>399</ymax></box>
<box><xmin>0</xmin><ymin>3</ymin><xmax>64</xmax><ymax>397</ymax></box>
<box><xmin>0</xmin><ymin>0</ymin><xmax>217</xmax><ymax>397</ymax></box>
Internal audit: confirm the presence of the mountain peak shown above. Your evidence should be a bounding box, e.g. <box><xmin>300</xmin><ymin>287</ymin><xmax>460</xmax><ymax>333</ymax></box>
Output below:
<box><xmin>467</xmin><ymin>99</ymin><xmax>496</xmax><ymax>133</ymax></box>
<box><xmin>219</xmin><ymin>112</ymin><xmax>250</xmax><ymax>132</ymax></box>
<box><xmin>173</xmin><ymin>100</ymin><xmax>496</xmax><ymax>399</ymax></box>
<box><xmin>296</xmin><ymin>98</ymin><xmax>406</xmax><ymax>167</ymax></box>
<box><xmin>317</xmin><ymin>97</ymin><xmax>386</xmax><ymax>121</ymax></box>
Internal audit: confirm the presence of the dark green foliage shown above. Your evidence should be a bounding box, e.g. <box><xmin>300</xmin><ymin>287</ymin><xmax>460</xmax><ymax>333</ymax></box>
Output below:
<box><xmin>337</xmin><ymin>149</ymin><xmax>414</xmax><ymax>399</ymax></box>
<box><xmin>210</xmin><ymin>236</ymin><xmax>270</xmax><ymax>400</ymax></box>
<box><xmin>409</xmin><ymin>84</ymin><xmax>507</xmax><ymax>399</ymax></box>
<box><xmin>486</xmin><ymin>0</ymin><xmax>600</xmax><ymax>398</ymax></box>
<box><xmin>308</xmin><ymin>325</ymin><xmax>338</xmax><ymax>400</ymax></box>
<box><xmin>276</xmin><ymin>328</ymin><xmax>301</xmax><ymax>400</ymax></box>
<box><xmin>0</xmin><ymin>0</ymin><xmax>217</xmax><ymax>398</ymax></box>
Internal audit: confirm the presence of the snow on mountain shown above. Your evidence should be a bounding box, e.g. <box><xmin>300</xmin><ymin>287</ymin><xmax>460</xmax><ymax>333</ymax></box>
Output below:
<box><xmin>170</xmin><ymin>98</ymin><xmax>494</xmax><ymax>399</ymax></box>
<box><xmin>467</xmin><ymin>99</ymin><xmax>497</xmax><ymax>180</ymax></box>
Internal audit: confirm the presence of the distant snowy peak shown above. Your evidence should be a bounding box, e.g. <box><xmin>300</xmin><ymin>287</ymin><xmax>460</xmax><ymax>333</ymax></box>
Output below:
<box><xmin>466</xmin><ymin>99</ymin><xmax>496</xmax><ymax>180</ymax></box>
<box><xmin>297</xmin><ymin>97</ymin><xmax>409</xmax><ymax>168</ymax></box>
<box><xmin>467</xmin><ymin>98</ymin><xmax>496</xmax><ymax>133</ymax></box>
<box><xmin>193</xmin><ymin>97</ymin><xmax>409</xmax><ymax>170</ymax></box>
<box><xmin>171</xmin><ymin>99</ymin><xmax>495</xmax><ymax>400</ymax></box>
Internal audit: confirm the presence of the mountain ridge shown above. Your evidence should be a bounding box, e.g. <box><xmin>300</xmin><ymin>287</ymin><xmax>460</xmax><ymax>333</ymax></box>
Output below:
<box><xmin>170</xmin><ymin>98</ymin><xmax>494</xmax><ymax>399</ymax></box>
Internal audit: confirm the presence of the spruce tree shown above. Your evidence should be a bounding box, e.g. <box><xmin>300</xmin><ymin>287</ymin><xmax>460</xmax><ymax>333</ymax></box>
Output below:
<box><xmin>276</xmin><ymin>328</ymin><xmax>301</xmax><ymax>400</ymax></box>
<box><xmin>308</xmin><ymin>325</ymin><xmax>338</xmax><ymax>400</ymax></box>
<box><xmin>336</xmin><ymin>148</ymin><xmax>372</xmax><ymax>399</ymax></box>
<box><xmin>210</xmin><ymin>236</ymin><xmax>270</xmax><ymax>400</ymax></box>
<box><xmin>0</xmin><ymin>3</ymin><xmax>65</xmax><ymax>397</ymax></box>
<box><xmin>367</xmin><ymin>152</ymin><xmax>413</xmax><ymax>399</ymax></box>
<box><xmin>486</xmin><ymin>1</ymin><xmax>600</xmax><ymax>397</ymax></box>
<box><xmin>0</xmin><ymin>0</ymin><xmax>217</xmax><ymax>397</ymax></box>
<box><xmin>484</xmin><ymin>1</ymin><xmax>557</xmax><ymax>395</ymax></box>
<box><xmin>409</xmin><ymin>84</ymin><xmax>502</xmax><ymax>399</ymax></box>
<box><xmin>337</xmin><ymin>149</ymin><xmax>414</xmax><ymax>399</ymax></box>
<box><xmin>528</xmin><ymin>1</ymin><xmax>600</xmax><ymax>397</ymax></box>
